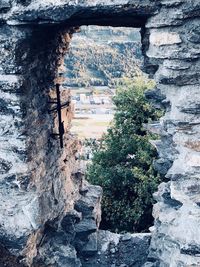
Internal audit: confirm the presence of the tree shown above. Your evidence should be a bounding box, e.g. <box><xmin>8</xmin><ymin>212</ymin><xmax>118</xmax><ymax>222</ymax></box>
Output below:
<box><xmin>86</xmin><ymin>77</ymin><xmax>162</xmax><ymax>233</ymax></box>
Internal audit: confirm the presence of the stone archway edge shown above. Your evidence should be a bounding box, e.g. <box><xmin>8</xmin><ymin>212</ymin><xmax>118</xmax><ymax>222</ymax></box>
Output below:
<box><xmin>2</xmin><ymin>0</ymin><xmax>159</xmax><ymax>26</ymax></box>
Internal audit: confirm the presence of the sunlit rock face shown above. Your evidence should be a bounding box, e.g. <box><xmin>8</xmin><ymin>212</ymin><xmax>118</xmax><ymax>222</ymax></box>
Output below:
<box><xmin>0</xmin><ymin>0</ymin><xmax>200</xmax><ymax>266</ymax></box>
<box><xmin>143</xmin><ymin>2</ymin><xmax>200</xmax><ymax>266</ymax></box>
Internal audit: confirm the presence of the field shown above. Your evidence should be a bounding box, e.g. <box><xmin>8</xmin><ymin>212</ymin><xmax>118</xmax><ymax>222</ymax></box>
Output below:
<box><xmin>71</xmin><ymin>114</ymin><xmax>113</xmax><ymax>139</ymax></box>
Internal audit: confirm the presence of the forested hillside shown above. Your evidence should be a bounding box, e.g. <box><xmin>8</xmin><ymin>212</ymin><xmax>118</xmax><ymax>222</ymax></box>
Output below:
<box><xmin>64</xmin><ymin>26</ymin><xmax>142</xmax><ymax>88</ymax></box>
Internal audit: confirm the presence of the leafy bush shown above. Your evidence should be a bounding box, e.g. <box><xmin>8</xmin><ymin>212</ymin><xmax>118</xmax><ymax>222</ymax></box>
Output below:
<box><xmin>86</xmin><ymin>77</ymin><xmax>162</xmax><ymax>233</ymax></box>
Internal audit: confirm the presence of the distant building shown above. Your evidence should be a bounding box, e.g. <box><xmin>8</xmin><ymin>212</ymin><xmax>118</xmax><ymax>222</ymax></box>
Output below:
<box><xmin>80</xmin><ymin>93</ymin><xmax>86</xmax><ymax>103</ymax></box>
<box><xmin>93</xmin><ymin>96</ymin><xmax>101</xmax><ymax>105</ymax></box>
<box><xmin>72</xmin><ymin>88</ymin><xmax>114</xmax><ymax>115</ymax></box>
<box><xmin>80</xmin><ymin>93</ymin><xmax>90</xmax><ymax>104</ymax></box>
<box><xmin>100</xmin><ymin>96</ymin><xmax>110</xmax><ymax>104</ymax></box>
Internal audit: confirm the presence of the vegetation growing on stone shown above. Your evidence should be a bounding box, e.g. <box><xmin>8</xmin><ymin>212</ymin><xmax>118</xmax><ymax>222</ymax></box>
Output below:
<box><xmin>86</xmin><ymin>77</ymin><xmax>162</xmax><ymax>233</ymax></box>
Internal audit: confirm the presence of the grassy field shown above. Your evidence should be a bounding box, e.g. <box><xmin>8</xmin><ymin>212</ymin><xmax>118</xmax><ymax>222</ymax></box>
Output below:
<box><xmin>71</xmin><ymin>114</ymin><xmax>113</xmax><ymax>139</ymax></box>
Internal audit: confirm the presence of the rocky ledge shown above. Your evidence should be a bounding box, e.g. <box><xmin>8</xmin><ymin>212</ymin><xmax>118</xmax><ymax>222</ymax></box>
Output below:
<box><xmin>81</xmin><ymin>231</ymin><xmax>151</xmax><ymax>267</ymax></box>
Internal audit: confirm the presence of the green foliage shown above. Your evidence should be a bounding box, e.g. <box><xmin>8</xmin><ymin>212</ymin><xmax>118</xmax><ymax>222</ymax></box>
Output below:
<box><xmin>86</xmin><ymin>77</ymin><xmax>162</xmax><ymax>233</ymax></box>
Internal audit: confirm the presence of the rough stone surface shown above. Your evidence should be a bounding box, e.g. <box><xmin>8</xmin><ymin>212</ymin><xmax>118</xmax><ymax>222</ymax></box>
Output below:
<box><xmin>0</xmin><ymin>1</ymin><xmax>200</xmax><ymax>267</ymax></box>
<box><xmin>0</xmin><ymin>245</ymin><xmax>25</xmax><ymax>267</ymax></box>
<box><xmin>143</xmin><ymin>1</ymin><xmax>200</xmax><ymax>266</ymax></box>
<box><xmin>0</xmin><ymin>24</ymin><xmax>102</xmax><ymax>266</ymax></box>
<box><xmin>1</xmin><ymin>0</ymin><xmax>159</xmax><ymax>27</ymax></box>
<box><xmin>80</xmin><ymin>231</ymin><xmax>151</xmax><ymax>267</ymax></box>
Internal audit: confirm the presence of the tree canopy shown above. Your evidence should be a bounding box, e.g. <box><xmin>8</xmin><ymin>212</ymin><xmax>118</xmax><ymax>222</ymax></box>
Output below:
<box><xmin>86</xmin><ymin>77</ymin><xmax>162</xmax><ymax>233</ymax></box>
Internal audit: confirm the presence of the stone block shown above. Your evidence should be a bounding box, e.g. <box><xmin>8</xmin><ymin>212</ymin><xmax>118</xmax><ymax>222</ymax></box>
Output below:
<box><xmin>0</xmin><ymin>0</ymin><xmax>11</xmax><ymax>12</ymax></box>
<box><xmin>150</xmin><ymin>32</ymin><xmax>182</xmax><ymax>46</ymax></box>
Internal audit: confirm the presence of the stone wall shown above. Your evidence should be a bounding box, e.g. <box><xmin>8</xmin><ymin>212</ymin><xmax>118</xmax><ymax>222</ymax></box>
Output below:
<box><xmin>0</xmin><ymin>0</ymin><xmax>200</xmax><ymax>267</ymax></box>
<box><xmin>0</xmin><ymin>23</ymin><xmax>103</xmax><ymax>266</ymax></box>
<box><xmin>143</xmin><ymin>2</ymin><xmax>200</xmax><ymax>266</ymax></box>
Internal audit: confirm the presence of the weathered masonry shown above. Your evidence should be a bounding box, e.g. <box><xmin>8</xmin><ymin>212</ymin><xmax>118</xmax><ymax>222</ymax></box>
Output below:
<box><xmin>0</xmin><ymin>1</ymin><xmax>200</xmax><ymax>266</ymax></box>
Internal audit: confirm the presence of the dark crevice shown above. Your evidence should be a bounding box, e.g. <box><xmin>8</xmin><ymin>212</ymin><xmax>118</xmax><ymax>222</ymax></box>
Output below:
<box><xmin>17</xmin><ymin>15</ymin><xmax>149</xmax><ymax>28</ymax></box>
<box><xmin>63</xmin><ymin>15</ymin><xmax>149</xmax><ymax>28</ymax></box>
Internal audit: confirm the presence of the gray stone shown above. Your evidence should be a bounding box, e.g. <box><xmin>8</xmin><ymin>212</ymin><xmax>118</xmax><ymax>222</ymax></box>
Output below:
<box><xmin>81</xmin><ymin>231</ymin><xmax>151</xmax><ymax>267</ymax></box>
<box><xmin>121</xmin><ymin>233</ymin><xmax>132</xmax><ymax>242</ymax></box>
<box><xmin>0</xmin><ymin>0</ymin><xmax>11</xmax><ymax>12</ymax></box>
<box><xmin>75</xmin><ymin>218</ymin><xmax>97</xmax><ymax>238</ymax></box>
<box><xmin>81</xmin><ymin>232</ymin><xmax>98</xmax><ymax>256</ymax></box>
<box><xmin>110</xmin><ymin>248</ymin><xmax>116</xmax><ymax>254</ymax></box>
<box><xmin>0</xmin><ymin>1</ymin><xmax>200</xmax><ymax>267</ymax></box>
<box><xmin>0</xmin><ymin>158</ymin><xmax>12</xmax><ymax>174</ymax></box>
<box><xmin>5</xmin><ymin>1</ymin><xmax>159</xmax><ymax>27</ymax></box>
<box><xmin>153</xmin><ymin>158</ymin><xmax>173</xmax><ymax>175</ymax></box>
